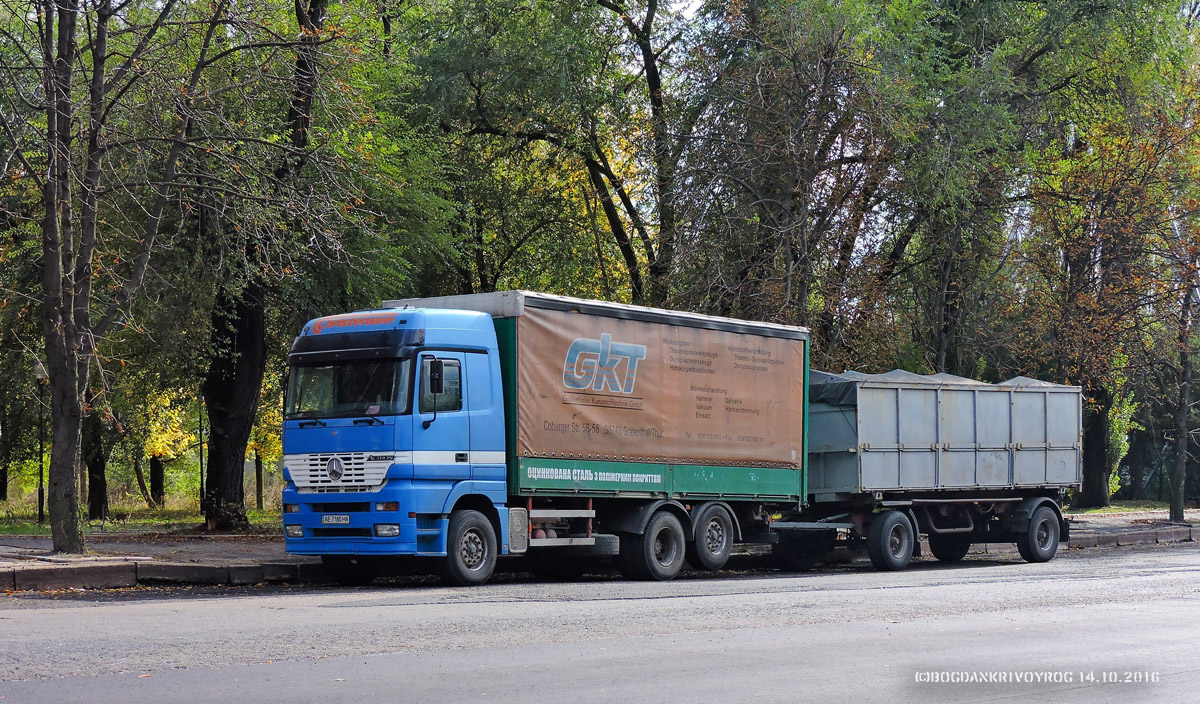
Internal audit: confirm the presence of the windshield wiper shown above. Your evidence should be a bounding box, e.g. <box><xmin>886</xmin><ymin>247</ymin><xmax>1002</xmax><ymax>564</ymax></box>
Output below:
<box><xmin>297</xmin><ymin>418</ymin><xmax>328</xmax><ymax>428</ymax></box>
<box><xmin>353</xmin><ymin>417</ymin><xmax>384</xmax><ymax>426</ymax></box>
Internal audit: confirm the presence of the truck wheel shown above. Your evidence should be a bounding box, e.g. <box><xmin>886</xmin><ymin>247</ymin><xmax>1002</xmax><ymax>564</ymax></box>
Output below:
<box><xmin>928</xmin><ymin>535</ymin><xmax>971</xmax><ymax>563</ymax></box>
<box><xmin>686</xmin><ymin>504</ymin><xmax>733</xmax><ymax>571</ymax></box>
<box><xmin>1015</xmin><ymin>505</ymin><xmax>1060</xmax><ymax>563</ymax></box>
<box><xmin>441</xmin><ymin>510</ymin><xmax>497</xmax><ymax>586</ymax></box>
<box><xmin>631</xmin><ymin>511</ymin><xmax>686</xmax><ymax>581</ymax></box>
<box><xmin>321</xmin><ymin>556</ymin><xmax>379</xmax><ymax>587</ymax></box>
<box><xmin>867</xmin><ymin>510</ymin><xmax>913</xmax><ymax>571</ymax></box>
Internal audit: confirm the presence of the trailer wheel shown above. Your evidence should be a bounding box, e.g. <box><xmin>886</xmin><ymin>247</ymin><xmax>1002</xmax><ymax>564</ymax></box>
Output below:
<box><xmin>321</xmin><ymin>556</ymin><xmax>379</xmax><ymax>586</ymax></box>
<box><xmin>928</xmin><ymin>535</ymin><xmax>971</xmax><ymax>563</ymax></box>
<box><xmin>686</xmin><ymin>504</ymin><xmax>733</xmax><ymax>570</ymax></box>
<box><xmin>1016</xmin><ymin>505</ymin><xmax>1059</xmax><ymax>563</ymax></box>
<box><xmin>441</xmin><ymin>510</ymin><xmax>497</xmax><ymax>586</ymax></box>
<box><xmin>630</xmin><ymin>511</ymin><xmax>686</xmax><ymax>581</ymax></box>
<box><xmin>867</xmin><ymin>510</ymin><xmax>913</xmax><ymax>571</ymax></box>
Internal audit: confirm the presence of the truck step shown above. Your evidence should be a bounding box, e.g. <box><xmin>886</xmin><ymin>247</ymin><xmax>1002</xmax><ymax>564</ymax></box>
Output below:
<box><xmin>528</xmin><ymin>537</ymin><xmax>596</xmax><ymax>547</ymax></box>
<box><xmin>528</xmin><ymin>509</ymin><xmax>596</xmax><ymax>519</ymax></box>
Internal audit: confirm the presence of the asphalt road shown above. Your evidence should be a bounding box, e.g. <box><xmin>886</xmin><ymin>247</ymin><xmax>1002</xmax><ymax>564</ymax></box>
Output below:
<box><xmin>1</xmin><ymin>543</ymin><xmax>1198</xmax><ymax>703</ymax></box>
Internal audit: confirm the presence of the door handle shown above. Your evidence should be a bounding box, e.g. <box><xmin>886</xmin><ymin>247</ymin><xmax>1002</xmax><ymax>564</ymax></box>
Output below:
<box><xmin>455</xmin><ymin>452</ymin><xmax>469</xmax><ymax>463</ymax></box>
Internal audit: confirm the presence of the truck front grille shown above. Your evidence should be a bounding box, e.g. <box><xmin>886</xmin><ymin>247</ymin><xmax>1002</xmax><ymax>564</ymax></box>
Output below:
<box><xmin>285</xmin><ymin>453</ymin><xmax>393</xmax><ymax>492</ymax></box>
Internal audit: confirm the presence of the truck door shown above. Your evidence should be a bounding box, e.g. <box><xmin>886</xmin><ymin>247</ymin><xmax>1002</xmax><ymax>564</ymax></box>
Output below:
<box><xmin>465</xmin><ymin>351</ymin><xmax>505</xmax><ymax>481</ymax></box>
<box><xmin>413</xmin><ymin>352</ymin><xmax>471</xmax><ymax>481</ymax></box>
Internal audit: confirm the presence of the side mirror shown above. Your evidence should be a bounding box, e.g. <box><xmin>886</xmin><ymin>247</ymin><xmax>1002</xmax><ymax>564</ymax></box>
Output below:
<box><xmin>429</xmin><ymin>359</ymin><xmax>445</xmax><ymax>396</ymax></box>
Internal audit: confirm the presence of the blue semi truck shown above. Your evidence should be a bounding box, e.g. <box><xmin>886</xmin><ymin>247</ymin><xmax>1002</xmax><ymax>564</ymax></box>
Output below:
<box><xmin>281</xmin><ymin>291</ymin><xmax>1081</xmax><ymax>586</ymax></box>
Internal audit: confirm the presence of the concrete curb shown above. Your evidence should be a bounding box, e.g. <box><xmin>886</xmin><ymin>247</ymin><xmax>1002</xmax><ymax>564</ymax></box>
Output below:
<box><xmin>14</xmin><ymin>563</ymin><xmax>137</xmax><ymax>591</ymax></box>
<box><xmin>1</xmin><ymin>567</ymin><xmax>14</xmax><ymax>591</ymax></box>
<box><xmin>137</xmin><ymin>563</ymin><xmax>231</xmax><ymax>585</ymax></box>
<box><xmin>1156</xmin><ymin>526</ymin><xmax>1193</xmax><ymax>543</ymax></box>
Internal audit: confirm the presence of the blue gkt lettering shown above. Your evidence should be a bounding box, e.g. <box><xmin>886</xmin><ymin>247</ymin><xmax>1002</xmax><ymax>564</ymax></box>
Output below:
<box><xmin>562</xmin><ymin>334</ymin><xmax>647</xmax><ymax>394</ymax></box>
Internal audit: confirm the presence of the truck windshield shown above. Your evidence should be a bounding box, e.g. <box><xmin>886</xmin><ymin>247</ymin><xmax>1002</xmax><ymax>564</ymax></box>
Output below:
<box><xmin>284</xmin><ymin>359</ymin><xmax>411</xmax><ymax>420</ymax></box>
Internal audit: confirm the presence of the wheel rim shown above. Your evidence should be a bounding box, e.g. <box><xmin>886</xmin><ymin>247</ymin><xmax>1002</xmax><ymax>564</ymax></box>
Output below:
<box><xmin>888</xmin><ymin>523</ymin><xmax>908</xmax><ymax>559</ymax></box>
<box><xmin>704</xmin><ymin>518</ymin><xmax>726</xmax><ymax>555</ymax></box>
<box><xmin>653</xmin><ymin>528</ymin><xmax>678</xmax><ymax>566</ymax></box>
<box><xmin>1035</xmin><ymin>519</ymin><xmax>1053</xmax><ymax>551</ymax></box>
<box><xmin>460</xmin><ymin>528</ymin><xmax>485</xmax><ymax>570</ymax></box>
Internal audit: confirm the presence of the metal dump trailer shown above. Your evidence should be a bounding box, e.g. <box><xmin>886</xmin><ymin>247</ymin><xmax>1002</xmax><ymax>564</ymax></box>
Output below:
<box><xmin>782</xmin><ymin>370</ymin><xmax>1082</xmax><ymax>570</ymax></box>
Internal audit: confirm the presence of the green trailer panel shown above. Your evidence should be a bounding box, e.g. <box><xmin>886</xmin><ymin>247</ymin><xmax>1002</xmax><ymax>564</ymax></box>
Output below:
<box><xmin>670</xmin><ymin>463</ymin><xmax>801</xmax><ymax>500</ymax></box>
<box><xmin>515</xmin><ymin>457</ymin><xmax>802</xmax><ymax>501</ymax></box>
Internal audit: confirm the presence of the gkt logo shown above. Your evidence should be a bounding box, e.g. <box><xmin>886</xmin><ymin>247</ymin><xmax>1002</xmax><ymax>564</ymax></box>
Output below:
<box><xmin>563</xmin><ymin>334</ymin><xmax>647</xmax><ymax>394</ymax></box>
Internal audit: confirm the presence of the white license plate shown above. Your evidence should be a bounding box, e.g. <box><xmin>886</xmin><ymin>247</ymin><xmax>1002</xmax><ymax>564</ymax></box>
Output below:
<box><xmin>321</xmin><ymin>514</ymin><xmax>351</xmax><ymax>525</ymax></box>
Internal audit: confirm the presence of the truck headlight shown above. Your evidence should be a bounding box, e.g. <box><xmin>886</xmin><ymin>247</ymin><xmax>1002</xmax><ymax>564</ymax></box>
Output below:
<box><xmin>374</xmin><ymin>524</ymin><xmax>401</xmax><ymax>538</ymax></box>
<box><xmin>284</xmin><ymin>504</ymin><xmax>300</xmax><ymax>513</ymax></box>
<box><xmin>285</xmin><ymin>525</ymin><xmax>303</xmax><ymax>538</ymax></box>
<box><xmin>374</xmin><ymin>502</ymin><xmax>399</xmax><ymax>512</ymax></box>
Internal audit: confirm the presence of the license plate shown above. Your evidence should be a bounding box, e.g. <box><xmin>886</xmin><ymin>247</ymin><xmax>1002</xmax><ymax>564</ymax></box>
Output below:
<box><xmin>321</xmin><ymin>514</ymin><xmax>351</xmax><ymax>525</ymax></box>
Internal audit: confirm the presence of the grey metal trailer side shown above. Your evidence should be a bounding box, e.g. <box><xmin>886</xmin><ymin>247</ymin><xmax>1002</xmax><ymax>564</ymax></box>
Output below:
<box><xmin>783</xmin><ymin>370</ymin><xmax>1082</xmax><ymax>570</ymax></box>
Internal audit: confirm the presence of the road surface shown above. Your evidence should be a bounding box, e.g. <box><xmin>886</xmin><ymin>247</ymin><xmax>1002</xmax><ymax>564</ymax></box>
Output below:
<box><xmin>1</xmin><ymin>543</ymin><xmax>1198</xmax><ymax>703</ymax></box>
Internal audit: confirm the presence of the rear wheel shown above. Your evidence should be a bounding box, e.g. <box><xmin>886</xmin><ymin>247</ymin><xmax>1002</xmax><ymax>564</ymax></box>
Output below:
<box><xmin>928</xmin><ymin>534</ymin><xmax>971</xmax><ymax>563</ymax></box>
<box><xmin>867</xmin><ymin>510</ymin><xmax>914</xmax><ymax>571</ymax></box>
<box><xmin>321</xmin><ymin>556</ymin><xmax>379</xmax><ymax>587</ymax></box>
<box><xmin>630</xmin><ymin>511</ymin><xmax>686</xmax><ymax>581</ymax></box>
<box><xmin>441</xmin><ymin>510</ymin><xmax>497</xmax><ymax>586</ymax></box>
<box><xmin>686</xmin><ymin>504</ymin><xmax>733</xmax><ymax>571</ymax></box>
<box><xmin>1016</xmin><ymin>505</ymin><xmax>1060</xmax><ymax>563</ymax></box>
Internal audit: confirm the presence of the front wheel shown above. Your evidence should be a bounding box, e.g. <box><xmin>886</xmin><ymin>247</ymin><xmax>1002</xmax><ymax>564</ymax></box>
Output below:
<box><xmin>867</xmin><ymin>510</ymin><xmax>914</xmax><ymax>571</ymax></box>
<box><xmin>1016</xmin><ymin>505</ymin><xmax>1060</xmax><ymax>563</ymax></box>
<box><xmin>441</xmin><ymin>510</ymin><xmax>498</xmax><ymax>586</ymax></box>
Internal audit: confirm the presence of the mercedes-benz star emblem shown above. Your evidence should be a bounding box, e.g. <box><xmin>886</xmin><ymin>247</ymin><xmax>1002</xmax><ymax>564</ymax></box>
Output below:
<box><xmin>325</xmin><ymin>457</ymin><xmax>345</xmax><ymax>481</ymax></box>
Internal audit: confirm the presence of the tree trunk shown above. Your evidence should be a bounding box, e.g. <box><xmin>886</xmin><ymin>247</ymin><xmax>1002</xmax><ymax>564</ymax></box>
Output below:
<box><xmin>202</xmin><ymin>282</ymin><xmax>265</xmax><ymax>531</ymax></box>
<box><xmin>150</xmin><ymin>454</ymin><xmax>165</xmax><ymax>508</ymax></box>
<box><xmin>0</xmin><ymin>413</ymin><xmax>7</xmax><ymax>502</ymax></box>
<box><xmin>1077</xmin><ymin>383</ymin><xmax>1113</xmax><ymax>508</ymax></box>
<box><xmin>255</xmin><ymin>450</ymin><xmax>264</xmax><ymax>511</ymax></box>
<box><xmin>82</xmin><ymin>409</ymin><xmax>109</xmax><ymax>520</ymax></box>
<box><xmin>133</xmin><ymin>454</ymin><xmax>152</xmax><ymax>507</ymax></box>
<box><xmin>1171</xmin><ymin>287</ymin><xmax>1193</xmax><ymax>523</ymax></box>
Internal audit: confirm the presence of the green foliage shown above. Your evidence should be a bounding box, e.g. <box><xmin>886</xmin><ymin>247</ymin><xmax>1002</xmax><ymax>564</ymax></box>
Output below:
<box><xmin>1105</xmin><ymin>357</ymin><xmax>1141</xmax><ymax>498</ymax></box>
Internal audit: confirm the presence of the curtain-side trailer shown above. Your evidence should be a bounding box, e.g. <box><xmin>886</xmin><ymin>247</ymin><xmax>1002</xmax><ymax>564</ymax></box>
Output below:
<box><xmin>280</xmin><ymin>291</ymin><xmax>1081</xmax><ymax>585</ymax></box>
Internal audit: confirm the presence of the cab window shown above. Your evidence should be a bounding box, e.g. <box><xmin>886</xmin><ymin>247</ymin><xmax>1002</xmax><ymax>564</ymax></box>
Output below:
<box><xmin>419</xmin><ymin>358</ymin><xmax>462</xmax><ymax>413</ymax></box>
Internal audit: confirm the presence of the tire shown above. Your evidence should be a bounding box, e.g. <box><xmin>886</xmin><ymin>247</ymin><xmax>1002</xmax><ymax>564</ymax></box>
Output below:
<box><xmin>1016</xmin><ymin>505</ymin><xmax>1060</xmax><ymax>563</ymax></box>
<box><xmin>867</xmin><ymin>510</ymin><xmax>914</xmax><ymax>571</ymax></box>
<box><xmin>686</xmin><ymin>504</ymin><xmax>734</xmax><ymax>571</ymax></box>
<box><xmin>441</xmin><ymin>510</ymin><xmax>498</xmax><ymax>586</ymax></box>
<box><xmin>928</xmin><ymin>534</ymin><xmax>971</xmax><ymax>563</ymax></box>
<box><xmin>321</xmin><ymin>555</ymin><xmax>379</xmax><ymax>587</ymax></box>
<box><xmin>629</xmin><ymin>511</ymin><xmax>686</xmax><ymax>581</ymax></box>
